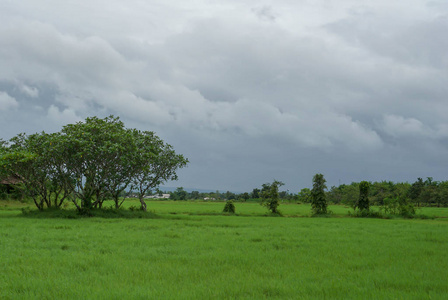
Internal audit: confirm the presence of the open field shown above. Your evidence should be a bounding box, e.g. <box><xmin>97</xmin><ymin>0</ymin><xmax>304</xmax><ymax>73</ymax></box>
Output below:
<box><xmin>1</xmin><ymin>200</ymin><xmax>448</xmax><ymax>299</ymax></box>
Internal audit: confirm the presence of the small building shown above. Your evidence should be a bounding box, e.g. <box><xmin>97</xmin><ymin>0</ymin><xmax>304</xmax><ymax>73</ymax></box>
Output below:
<box><xmin>0</xmin><ymin>175</ymin><xmax>23</xmax><ymax>194</ymax></box>
<box><xmin>145</xmin><ymin>194</ymin><xmax>171</xmax><ymax>199</ymax></box>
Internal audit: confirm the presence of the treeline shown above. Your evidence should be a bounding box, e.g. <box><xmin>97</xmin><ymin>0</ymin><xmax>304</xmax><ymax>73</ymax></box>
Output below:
<box><xmin>312</xmin><ymin>177</ymin><xmax>448</xmax><ymax>207</ymax></box>
<box><xmin>165</xmin><ymin>185</ymin><xmax>295</xmax><ymax>202</ymax></box>
<box><xmin>165</xmin><ymin>177</ymin><xmax>448</xmax><ymax>208</ymax></box>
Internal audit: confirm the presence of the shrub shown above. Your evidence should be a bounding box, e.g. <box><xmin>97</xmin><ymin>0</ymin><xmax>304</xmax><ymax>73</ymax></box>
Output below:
<box><xmin>380</xmin><ymin>195</ymin><xmax>416</xmax><ymax>218</ymax></box>
<box><xmin>223</xmin><ymin>200</ymin><xmax>235</xmax><ymax>213</ymax></box>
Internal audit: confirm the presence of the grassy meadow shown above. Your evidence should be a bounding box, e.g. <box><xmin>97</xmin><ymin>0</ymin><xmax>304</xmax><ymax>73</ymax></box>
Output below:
<box><xmin>1</xmin><ymin>200</ymin><xmax>448</xmax><ymax>299</ymax></box>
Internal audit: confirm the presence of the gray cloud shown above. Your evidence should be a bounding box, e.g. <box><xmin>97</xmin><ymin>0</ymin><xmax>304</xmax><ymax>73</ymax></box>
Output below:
<box><xmin>0</xmin><ymin>91</ymin><xmax>18</xmax><ymax>111</ymax></box>
<box><xmin>1</xmin><ymin>0</ymin><xmax>447</xmax><ymax>191</ymax></box>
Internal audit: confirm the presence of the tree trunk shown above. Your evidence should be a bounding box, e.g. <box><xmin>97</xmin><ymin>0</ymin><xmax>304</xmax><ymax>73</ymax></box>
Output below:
<box><xmin>139</xmin><ymin>197</ymin><xmax>147</xmax><ymax>211</ymax></box>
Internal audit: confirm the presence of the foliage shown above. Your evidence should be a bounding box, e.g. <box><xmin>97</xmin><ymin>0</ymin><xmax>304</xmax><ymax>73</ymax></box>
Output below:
<box><xmin>251</xmin><ymin>188</ymin><xmax>260</xmax><ymax>199</ymax></box>
<box><xmin>297</xmin><ymin>188</ymin><xmax>311</xmax><ymax>203</ymax></box>
<box><xmin>380</xmin><ymin>195</ymin><xmax>416</xmax><ymax>218</ymax></box>
<box><xmin>59</xmin><ymin>116</ymin><xmax>135</xmax><ymax>210</ymax></box>
<box><xmin>311</xmin><ymin>174</ymin><xmax>327</xmax><ymax>215</ymax></box>
<box><xmin>324</xmin><ymin>178</ymin><xmax>448</xmax><ymax>208</ymax></box>
<box><xmin>170</xmin><ymin>187</ymin><xmax>188</xmax><ymax>201</ymax></box>
<box><xmin>131</xmin><ymin>130</ymin><xmax>188</xmax><ymax>210</ymax></box>
<box><xmin>356</xmin><ymin>181</ymin><xmax>370</xmax><ymax>211</ymax></box>
<box><xmin>223</xmin><ymin>200</ymin><xmax>236</xmax><ymax>213</ymax></box>
<box><xmin>260</xmin><ymin>180</ymin><xmax>284</xmax><ymax>214</ymax></box>
<box><xmin>1</xmin><ymin>116</ymin><xmax>188</xmax><ymax>212</ymax></box>
<box><xmin>241</xmin><ymin>192</ymin><xmax>250</xmax><ymax>202</ymax></box>
<box><xmin>0</xmin><ymin>133</ymin><xmax>72</xmax><ymax>210</ymax></box>
<box><xmin>408</xmin><ymin>177</ymin><xmax>424</xmax><ymax>206</ymax></box>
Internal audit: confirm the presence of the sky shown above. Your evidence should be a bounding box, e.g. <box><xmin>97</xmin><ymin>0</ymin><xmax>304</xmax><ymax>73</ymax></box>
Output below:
<box><xmin>1</xmin><ymin>0</ymin><xmax>447</xmax><ymax>192</ymax></box>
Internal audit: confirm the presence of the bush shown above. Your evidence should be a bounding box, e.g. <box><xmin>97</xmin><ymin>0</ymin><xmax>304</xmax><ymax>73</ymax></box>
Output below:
<box><xmin>223</xmin><ymin>200</ymin><xmax>235</xmax><ymax>214</ymax></box>
<box><xmin>380</xmin><ymin>195</ymin><xmax>416</xmax><ymax>218</ymax></box>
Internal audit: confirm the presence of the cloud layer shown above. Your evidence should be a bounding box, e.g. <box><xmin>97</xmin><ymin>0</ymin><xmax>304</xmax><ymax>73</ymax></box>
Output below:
<box><xmin>1</xmin><ymin>1</ymin><xmax>447</xmax><ymax>191</ymax></box>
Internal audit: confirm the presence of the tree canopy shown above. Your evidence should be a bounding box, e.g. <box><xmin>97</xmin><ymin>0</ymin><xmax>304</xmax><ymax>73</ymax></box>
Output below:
<box><xmin>0</xmin><ymin>116</ymin><xmax>188</xmax><ymax>212</ymax></box>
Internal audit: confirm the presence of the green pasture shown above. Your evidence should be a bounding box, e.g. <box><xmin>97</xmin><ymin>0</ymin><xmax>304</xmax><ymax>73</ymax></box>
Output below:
<box><xmin>1</xmin><ymin>200</ymin><xmax>447</xmax><ymax>299</ymax></box>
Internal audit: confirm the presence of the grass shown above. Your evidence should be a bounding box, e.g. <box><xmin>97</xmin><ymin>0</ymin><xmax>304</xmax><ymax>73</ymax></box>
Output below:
<box><xmin>1</xmin><ymin>200</ymin><xmax>447</xmax><ymax>299</ymax></box>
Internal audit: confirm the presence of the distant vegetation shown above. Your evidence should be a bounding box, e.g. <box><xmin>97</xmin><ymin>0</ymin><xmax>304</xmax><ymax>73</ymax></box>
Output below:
<box><xmin>167</xmin><ymin>177</ymin><xmax>448</xmax><ymax>209</ymax></box>
<box><xmin>1</xmin><ymin>116</ymin><xmax>447</xmax><ymax>218</ymax></box>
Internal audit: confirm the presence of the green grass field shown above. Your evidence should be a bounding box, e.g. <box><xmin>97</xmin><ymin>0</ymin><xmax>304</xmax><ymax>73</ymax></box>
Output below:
<box><xmin>1</xmin><ymin>200</ymin><xmax>447</xmax><ymax>299</ymax></box>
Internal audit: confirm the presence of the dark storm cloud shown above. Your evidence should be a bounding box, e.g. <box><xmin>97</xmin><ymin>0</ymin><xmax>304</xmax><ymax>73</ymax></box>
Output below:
<box><xmin>1</xmin><ymin>0</ymin><xmax>447</xmax><ymax>191</ymax></box>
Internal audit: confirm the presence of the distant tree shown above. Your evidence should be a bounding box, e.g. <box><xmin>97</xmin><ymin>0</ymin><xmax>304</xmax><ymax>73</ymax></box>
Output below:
<box><xmin>241</xmin><ymin>192</ymin><xmax>250</xmax><ymax>202</ymax></box>
<box><xmin>261</xmin><ymin>180</ymin><xmax>284</xmax><ymax>214</ymax></box>
<box><xmin>171</xmin><ymin>187</ymin><xmax>187</xmax><ymax>201</ymax></box>
<box><xmin>297</xmin><ymin>188</ymin><xmax>311</xmax><ymax>203</ymax></box>
<box><xmin>437</xmin><ymin>181</ymin><xmax>448</xmax><ymax>207</ymax></box>
<box><xmin>251</xmin><ymin>188</ymin><xmax>260</xmax><ymax>199</ymax></box>
<box><xmin>190</xmin><ymin>190</ymin><xmax>200</xmax><ymax>200</ymax></box>
<box><xmin>213</xmin><ymin>190</ymin><xmax>223</xmax><ymax>201</ymax></box>
<box><xmin>356</xmin><ymin>181</ymin><xmax>370</xmax><ymax>211</ymax></box>
<box><xmin>421</xmin><ymin>177</ymin><xmax>437</xmax><ymax>206</ymax></box>
<box><xmin>408</xmin><ymin>178</ymin><xmax>424</xmax><ymax>207</ymax></box>
<box><xmin>311</xmin><ymin>174</ymin><xmax>327</xmax><ymax>215</ymax></box>
<box><xmin>225</xmin><ymin>191</ymin><xmax>236</xmax><ymax>200</ymax></box>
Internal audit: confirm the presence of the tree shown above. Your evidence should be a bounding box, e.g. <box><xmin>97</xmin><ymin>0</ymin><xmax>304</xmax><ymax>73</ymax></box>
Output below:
<box><xmin>408</xmin><ymin>178</ymin><xmax>424</xmax><ymax>207</ymax></box>
<box><xmin>260</xmin><ymin>180</ymin><xmax>284</xmax><ymax>214</ymax></box>
<box><xmin>59</xmin><ymin>116</ymin><xmax>137</xmax><ymax>211</ymax></box>
<box><xmin>297</xmin><ymin>188</ymin><xmax>311</xmax><ymax>203</ymax></box>
<box><xmin>241</xmin><ymin>192</ymin><xmax>250</xmax><ymax>202</ymax></box>
<box><xmin>251</xmin><ymin>188</ymin><xmax>260</xmax><ymax>199</ymax></box>
<box><xmin>190</xmin><ymin>190</ymin><xmax>200</xmax><ymax>200</ymax></box>
<box><xmin>171</xmin><ymin>187</ymin><xmax>188</xmax><ymax>201</ymax></box>
<box><xmin>311</xmin><ymin>173</ymin><xmax>327</xmax><ymax>215</ymax></box>
<box><xmin>421</xmin><ymin>177</ymin><xmax>437</xmax><ymax>207</ymax></box>
<box><xmin>356</xmin><ymin>181</ymin><xmax>370</xmax><ymax>211</ymax></box>
<box><xmin>125</xmin><ymin>130</ymin><xmax>188</xmax><ymax>210</ymax></box>
<box><xmin>437</xmin><ymin>181</ymin><xmax>448</xmax><ymax>207</ymax></box>
<box><xmin>1</xmin><ymin>116</ymin><xmax>188</xmax><ymax>212</ymax></box>
<box><xmin>0</xmin><ymin>132</ymin><xmax>73</xmax><ymax>210</ymax></box>
<box><xmin>225</xmin><ymin>191</ymin><xmax>236</xmax><ymax>200</ymax></box>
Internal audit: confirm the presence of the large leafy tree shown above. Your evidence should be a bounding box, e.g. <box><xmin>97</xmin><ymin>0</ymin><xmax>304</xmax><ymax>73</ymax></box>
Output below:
<box><xmin>131</xmin><ymin>130</ymin><xmax>188</xmax><ymax>210</ymax></box>
<box><xmin>59</xmin><ymin>116</ymin><xmax>133</xmax><ymax>210</ymax></box>
<box><xmin>311</xmin><ymin>173</ymin><xmax>327</xmax><ymax>215</ymax></box>
<box><xmin>1</xmin><ymin>116</ymin><xmax>188</xmax><ymax>212</ymax></box>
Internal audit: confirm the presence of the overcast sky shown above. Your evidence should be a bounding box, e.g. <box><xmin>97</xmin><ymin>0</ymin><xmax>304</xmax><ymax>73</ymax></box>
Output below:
<box><xmin>1</xmin><ymin>1</ymin><xmax>447</xmax><ymax>192</ymax></box>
